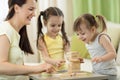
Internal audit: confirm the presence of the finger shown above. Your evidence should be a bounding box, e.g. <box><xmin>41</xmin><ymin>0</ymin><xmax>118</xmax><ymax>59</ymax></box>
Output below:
<box><xmin>77</xmin><ymin>58</ymin><xmax>84</xmax><ymax>63</ymax></box>
<box><xmin>96</xmin><ymin>58</ymin><xmax>101</xmax><ymax>63</ymax></box>
<box><xmin>52</xmin><ymin>67</ymin><xmax>56</xmax><ymax>72</ymax></box>
<box><xmin>54</xmin><ymin>62</ymin><xmax>59</xmax><ymax>67</ymax></box>
<box><xmin>95</xmin><ymin>59</ymin><xmax>99</xmax><ymax>63</ymax></box>
<box><xmin>52</xmin><ymin>66</ymin><xmax>58</xmax><ymax>71</ymax></box>
<box><xmin>92</xmin><ymin>58</ymin><xmax>96</xmax><ymax>62</ymax></box>
<box><xmin>80</xmin><ymin>60</ymin><xmax>84</xmax><ymax>63</ymax></box>
<box><xmin>59</xmin><ymin>59</ymin><xmax>65</xmax><ymax>63</ymax></box>
<box><xmin>46</xmin><ymin>68</ymin><xmax>53</xmax><ymax>73</ymax></box>
<box><xmin>56</xmin><ymin>64</ymin><xmax>61</xmax><ymax>67</ymax></box>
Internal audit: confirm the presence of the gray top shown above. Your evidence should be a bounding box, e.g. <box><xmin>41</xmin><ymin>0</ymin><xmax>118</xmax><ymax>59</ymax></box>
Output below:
<box><xmin>86</xmin><ymin>33</ymin><xmax>117</xmax><ymax>75</ymax></box>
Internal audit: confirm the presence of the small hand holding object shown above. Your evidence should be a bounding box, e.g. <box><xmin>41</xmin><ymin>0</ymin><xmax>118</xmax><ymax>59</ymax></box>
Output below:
<box><xmin>44</xmin><ymin>63</ymin><xmax>55</xmax><ymax>73</ymax></box>
<box><xmin>69</xmin><ymin>57</ymin><xmax>84</xmax><ymax>63</ymax></box>
<box><xmin>54</xmin><ymin>59</ymin><xmax>65</xmax><ymax>67</ymax></box>
<box><xmin>92</xmin><ymin>57</ymin><xmax>103</xmax><ymax>63</ymax></box>
<box><xmin>78</xmin><ymin>57</ymin><xmax>84</xmax><ymax>63</ymax></box>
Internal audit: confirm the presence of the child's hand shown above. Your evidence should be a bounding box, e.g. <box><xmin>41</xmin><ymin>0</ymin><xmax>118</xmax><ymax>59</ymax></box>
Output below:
<box><xmin>78</xmin><ymin>57</ymin><xmax>84</xmax><ymax>63</ymax></box>
<box><xmin>54</xmin><ymin>59</ymin><xmax>65</xmax><ymax>67</ymax></box>
<box><xmin>69</xmin><ymin>57</ymin><xmax>84</xmax><ymax>63</ymax></box>
<box><xmin>92</xmin><ymin>57</ymin><xmax>103</xmax><ymax>63</ymax></box>
<box><xmin>43</xmin><ymin>63</ymin><xmax>56</xmax><ymax>73</ymax></box>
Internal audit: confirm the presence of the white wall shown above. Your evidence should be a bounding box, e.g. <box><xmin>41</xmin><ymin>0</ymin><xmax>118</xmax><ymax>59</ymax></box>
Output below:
<box><xmin>0</xmin><ymin>0</ymin><xmax>8</xmax><ymax>23</ymax></box>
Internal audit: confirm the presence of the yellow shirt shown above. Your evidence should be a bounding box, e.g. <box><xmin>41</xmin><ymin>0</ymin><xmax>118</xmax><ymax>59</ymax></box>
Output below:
<box><xmin>44</xmin><ymin>34</ymin><xmax>64</xmax><ymax>59</ymax></box>
<box><xmin>43</xmin><ymin>34</ymin><xmax>66</xmax><ymax>70</ymax></box>
<box><xmin>0</xmin><ymin>21</ymin><xmax>29</xmax><ymax>80</ymax></box>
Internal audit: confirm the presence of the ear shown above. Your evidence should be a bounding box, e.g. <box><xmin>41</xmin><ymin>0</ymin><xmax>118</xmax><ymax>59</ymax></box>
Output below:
<box><xmin>91</xmin><ymin>26</ymin><xmax>96</xmax><ymax>33</ymax></box>
<box><xmin>14</xmin><ymin>4</ymin><xmax>20</xmax><ymax>13</ymax></box>
<box><xmin>43</xmin><ymin>20</ymin><xmax>47</xmax><ymax>26</ymax></box>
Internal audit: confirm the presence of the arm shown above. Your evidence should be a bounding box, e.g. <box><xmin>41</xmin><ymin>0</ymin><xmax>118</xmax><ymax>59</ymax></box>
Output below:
<box><xmin>64</xmin><ymin>42</ymin><xmax>70</xmax><ymax>53</ymax></box>
<box><xmin>92</xmin><ymin>35</ymin><xmax>116</xmax><ymax>63</ymax></box>
<box><xmin>38</xmin><ymin>37</ymin><xmax>65</xmax><ymax>67</ymax></box>
<box><xmin>0</xmin><ymin>35</ymin><xmax>54</xmax><ymax>75</ymax></box>
<box><xmin>63</xmin><ymin>38</ymin><xmax>70</xmax><ymax>53</ymax></box>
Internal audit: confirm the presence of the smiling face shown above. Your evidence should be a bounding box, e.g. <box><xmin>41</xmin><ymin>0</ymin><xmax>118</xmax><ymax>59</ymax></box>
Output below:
<box><xmin>15</xmin><ymin>0</ymin><xmax>36</xmax><ymax>25</ymax></box>
<box><xmin>76</xmin><ymin>24</ymin><xmax>96</xmax><ymax>44</ymax></box>
<box><xmin>45</xmin><ymin>16</ymin><xmax>63</xmax><ymax>38</ymax></box>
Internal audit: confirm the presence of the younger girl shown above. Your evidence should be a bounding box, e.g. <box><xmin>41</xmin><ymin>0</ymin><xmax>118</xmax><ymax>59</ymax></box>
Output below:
<box><xmin>37</xmin><ymin>7</ymin><xmax>70</xmax><ymax>71</ymax></box>
<box><xmin>73</xmin><ymin>13</ymin><xmax>117</xmax><ymax>80</ymax></box>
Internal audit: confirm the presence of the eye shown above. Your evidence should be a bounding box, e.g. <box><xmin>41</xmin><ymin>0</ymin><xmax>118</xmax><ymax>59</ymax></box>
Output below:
<box><xmin>58</xmin><ymin>24</ymin><xmax>61</xmax><ymax>27</ymax></box>
<box><xmin>51</xmin><ymin>24</ymin><xmax>55</xmax><ymax>27</ymax></box>
<box><xmin>81</xmin><ymin>32</ymin><xmax>85</xmax><ymax>35</ymax></box>
<box><xmin>29</xmin><ymin>7</ymin><xmax>34</xmax><ymax>11</ymax></box>
<box><xmin>76</xmin><ymin>33</ymin><xmax>79</xmax><ymax>36</ymax></box>
<box><xmin>76</xmin><ymin>32</ymin><xmax>79</xmax><ymax>36</ymax></box>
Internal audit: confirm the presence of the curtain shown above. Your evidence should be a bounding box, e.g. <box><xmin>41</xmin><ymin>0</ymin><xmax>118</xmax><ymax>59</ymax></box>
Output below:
<box><xmin>73</xmin><ymin>0</ymin><xmax>120</xmax><ymax>23</ymax></box>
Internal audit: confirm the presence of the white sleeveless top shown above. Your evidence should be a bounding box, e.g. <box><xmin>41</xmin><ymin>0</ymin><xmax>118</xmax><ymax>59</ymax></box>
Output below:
<box><xmin>0</xmin><ymin>21</ymin><xmax>29</xmax><ymax>80</ymax></box>
<box><xmin>86</xmin><ymin>33</ymin><xmax>117</xmax><ymax>75</ymax></box>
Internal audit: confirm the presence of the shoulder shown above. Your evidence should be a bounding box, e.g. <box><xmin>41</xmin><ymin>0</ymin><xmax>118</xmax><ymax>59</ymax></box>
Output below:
<box><xmin>0</xmin><ymin>21</ymin><xmax>15</xmax><ymax>43</ymax></box>
<box><xmin>0</xmin><ymin>21</ymin><xmax>12</xmax><ymax>32</ymax></box>
<box><xmin>0</xmin><ymin>21</ymin><xmax>9</xmax><ymax>34</ymax></box>
<box><xmin>98</xmin><ymin>33</ymin><xmax>111</xmax><ymax>44</ymax></box>
<box><xmin>0</xmin><ymin>21</ymin><xmax>7</xmax><ymax>29</ymax></box>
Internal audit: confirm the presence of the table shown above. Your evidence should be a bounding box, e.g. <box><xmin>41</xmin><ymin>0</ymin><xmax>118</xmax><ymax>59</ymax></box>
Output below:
<box><xmin>26</xmin><ymin>61</ymin><xmax>109</xmax><ymax>80</ymax></box>
<box><xmin>29</xmin><ymin>72</ymin><xmax>109</xmax><ymax>80</ymax></box>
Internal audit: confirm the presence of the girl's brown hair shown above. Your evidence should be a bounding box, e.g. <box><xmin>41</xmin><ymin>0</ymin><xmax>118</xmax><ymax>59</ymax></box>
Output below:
<box><xmin>73</xmin><ymin>13</ymin><xmax>107</xmax><ymax>33</ymax></box>
<box><xmin>37</xmin><ymin>7</ymin><xmax>70</xmax><ymax>48</ymax></box>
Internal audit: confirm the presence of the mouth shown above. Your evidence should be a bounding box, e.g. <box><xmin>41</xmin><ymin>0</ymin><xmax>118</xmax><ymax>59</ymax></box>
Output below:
<box><xmin>27</xmin><ymin>16</ymin><xmax>32</xmax><ymax>21</ymax></box>
<box><xmin>53</xmin><ymin>31</ymin><xmax>59</xmax><ymax>34</ymax></box>
<box><xmin>82</xmin><ymin>38</ymin><xmax>86</xmax><ymax>42</ymax></box>
<box><xmin>82</xmin><ymin>39</ymin><xmax>89</xmax><ymax>43</ymax></box>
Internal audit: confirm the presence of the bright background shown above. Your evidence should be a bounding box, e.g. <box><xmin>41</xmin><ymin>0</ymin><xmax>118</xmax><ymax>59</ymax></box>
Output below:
<box><xmin>0</xmin><ymin>0</ymin><xmax>120</xmax><ymax>62</ymax></box>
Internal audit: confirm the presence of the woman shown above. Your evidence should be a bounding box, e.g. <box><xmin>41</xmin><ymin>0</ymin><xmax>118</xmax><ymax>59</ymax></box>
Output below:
<box><xmin>0</xmin><ymin>0</ymin><xmax>54</xmax><ymax>80</ymax></box>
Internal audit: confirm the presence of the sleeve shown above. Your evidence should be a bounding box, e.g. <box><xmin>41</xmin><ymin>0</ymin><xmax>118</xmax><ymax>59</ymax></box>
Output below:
<box><xmin>0</xmin><ymin>23</ymin><xmax>12</xmax><ymax>43</ymax></box>
<box><xmin>98</xmin><ymin>33</ymin><xmax>111</xmax><ymax>42</ymax></box>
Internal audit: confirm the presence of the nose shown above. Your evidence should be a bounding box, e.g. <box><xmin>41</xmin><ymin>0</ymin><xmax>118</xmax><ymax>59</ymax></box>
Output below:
<box><xmin>77</xmin><ymin>34</ymin><xmax>82</xmax><ymax>40</ymax></box>
<box><xmin>56</xmin><ymin>26</ymin><xmax>61</xmax><ymax>31</ymax></box>
<box><xmin>33</xmin><ymin>12</ymin><xmax>36</xmax><ymax>16</ymax></box>
<box><xmin>32</xmin><ymin>11</ymin><xmax>36</xmax><ymax>17</ymax></box>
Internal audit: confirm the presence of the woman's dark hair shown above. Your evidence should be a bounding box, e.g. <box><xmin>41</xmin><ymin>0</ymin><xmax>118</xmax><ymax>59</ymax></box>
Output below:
<box><xmin>37</xmin><ymin>7</ymin><xmax>70</xmax><ymax>48</ymax></box>
<box><xmin>73</xmin><ymin>13</ymin><xmax>107</xmax><ymax>33</ymax></box>
<box><xmin>5</xmin><ymin>0</ymin><xmax>37</xmax><ymax>54</ymax></box>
